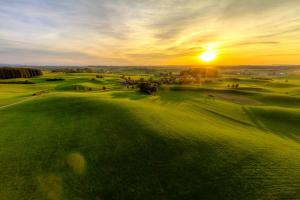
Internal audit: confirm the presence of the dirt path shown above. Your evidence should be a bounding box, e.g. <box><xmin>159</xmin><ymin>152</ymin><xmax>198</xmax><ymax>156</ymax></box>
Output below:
<box><xmin>0</xmin><ymin>96</ymin><xmax>36</xmax><ymax>110</ymax></box>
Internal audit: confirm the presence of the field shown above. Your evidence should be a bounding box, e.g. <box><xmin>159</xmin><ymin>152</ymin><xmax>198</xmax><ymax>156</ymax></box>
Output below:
<box><xmin>0</xmin><ymin>69</ymin><xmax>300</xmax><ymax>200</ymax></box>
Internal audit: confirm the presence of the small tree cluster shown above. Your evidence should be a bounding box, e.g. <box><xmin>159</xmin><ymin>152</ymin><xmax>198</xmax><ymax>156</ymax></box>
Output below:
<box><xmin>157</xmin><ymin>68</ymin><xmax>219</xmax><ymax>85</ymax></box>
<box><xmin>96</xmin><ymin>75</ymin><xmax>104</xmax><ymax>78</ymax></box>
<box><xmin>73</xmin><ymin>85</ymin><xmax>93</xmax><ymax>91</ymax></box>
<box><xmin>137</xmin><ymin>82</ymin><xmax>157</xmax><ymax>95</ymax></box>
<box><xmin>121</xmin><ymin>76</ymin><xmax>138</xmax><ymax>85</ymax></box>
<box><xmin>227</xmin><ymin>84</ymin><xmax>239</xmax><ymax>89</ymax></box>
<box><xmin>120</xmin><ymin>76</ymin><xmax>159</xmax><ymax>94</ymax></box>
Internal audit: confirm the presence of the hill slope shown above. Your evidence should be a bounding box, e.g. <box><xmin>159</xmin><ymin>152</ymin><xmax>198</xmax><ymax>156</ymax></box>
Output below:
<box><xmin>0</xmin><ymin>90</ymin><xmax>299</xmax><ymax>200</ymax></box>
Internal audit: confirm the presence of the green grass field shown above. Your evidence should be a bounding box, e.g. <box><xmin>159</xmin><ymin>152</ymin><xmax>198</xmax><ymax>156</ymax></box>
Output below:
<box><xmin>0</xmin><ymin>71</ymin><xmax>300</xmax><ymax>200</ymax></box>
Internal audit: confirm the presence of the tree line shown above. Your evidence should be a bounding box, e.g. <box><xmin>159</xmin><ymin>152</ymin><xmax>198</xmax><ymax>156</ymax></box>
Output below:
<box><xmin>0</xmin><ymin>67</ymin><xmax>42</xmax><ymax>79</ymax></box>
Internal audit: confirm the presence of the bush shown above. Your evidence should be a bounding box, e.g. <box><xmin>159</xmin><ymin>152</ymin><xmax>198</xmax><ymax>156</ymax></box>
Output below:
<box><xmin>46</xmin><ymin>78</ymin><xmax>64</xmax><ymax>81</ymax></box>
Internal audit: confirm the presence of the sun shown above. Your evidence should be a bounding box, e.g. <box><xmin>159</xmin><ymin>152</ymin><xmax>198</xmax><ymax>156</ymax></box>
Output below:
<box><xmin>199</xmin><ymin>51</ymin><xmax>217</xmax><ymax>62</ymax></box>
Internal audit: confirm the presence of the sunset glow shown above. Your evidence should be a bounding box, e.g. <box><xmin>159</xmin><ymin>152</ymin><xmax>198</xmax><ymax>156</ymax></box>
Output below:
<box><xmin>0</xmin><ymin>0</ymin><xmax>300</xmax><ymax>65</ymax></box>
<box><xmin>199</xmin><ymin>51</ymin><xmax>217</xmax><ymax>62</ymax></box>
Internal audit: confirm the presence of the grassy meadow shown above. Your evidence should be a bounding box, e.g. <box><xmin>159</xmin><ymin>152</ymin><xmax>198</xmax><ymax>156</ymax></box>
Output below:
<box><xmin>0</xmin><ymin>69</ymin><xmax>300</xmax><ymax>200</ymax></box>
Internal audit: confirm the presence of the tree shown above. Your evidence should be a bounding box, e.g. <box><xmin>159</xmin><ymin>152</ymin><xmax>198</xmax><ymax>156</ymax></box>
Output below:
<box><xmin>137</xmin><ymin>82</ymin><xmax>157</xmax><ymax>95</ymax></box>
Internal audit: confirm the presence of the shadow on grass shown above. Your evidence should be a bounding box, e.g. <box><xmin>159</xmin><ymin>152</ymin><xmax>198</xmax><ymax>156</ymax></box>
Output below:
<box><xmin>0</xmin><ymin>95</ymin><xmax>298</xmax><ymax>200</ymax></box>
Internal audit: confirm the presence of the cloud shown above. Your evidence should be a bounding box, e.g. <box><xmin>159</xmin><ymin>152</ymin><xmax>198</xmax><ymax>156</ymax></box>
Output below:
<box><xmin>219</xmin><ymin>0</ymin><xmax>299</xmax><ymax>18</ymax></box>
<box><xmin>0</xmin><ymin>0</ymin><xmax>300</xmax><ymax>65</ymax></box>
<box><xmin>225</xmin><ymin>41</ymin><xmax>280</xmax><ymax>48</ymax></box>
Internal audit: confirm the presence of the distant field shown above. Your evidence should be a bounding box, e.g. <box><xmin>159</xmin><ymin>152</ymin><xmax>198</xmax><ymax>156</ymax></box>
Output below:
<box><xmin>0</xmin><ymin>71</ymin><xmax>300</xmax><ymax>200</ymax></box>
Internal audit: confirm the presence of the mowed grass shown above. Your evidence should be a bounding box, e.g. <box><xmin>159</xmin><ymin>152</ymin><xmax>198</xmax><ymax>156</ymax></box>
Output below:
<box><xmin>0</xmin><ymin>73</ymin><xmax>300</xmax><ymax>200</ymax></box>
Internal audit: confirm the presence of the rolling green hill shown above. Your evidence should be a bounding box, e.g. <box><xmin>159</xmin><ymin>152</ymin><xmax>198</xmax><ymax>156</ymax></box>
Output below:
<box><xmin>0</xmin><ymin>72</ymin><xmax>299</xmax><ymax>200</ymax></box>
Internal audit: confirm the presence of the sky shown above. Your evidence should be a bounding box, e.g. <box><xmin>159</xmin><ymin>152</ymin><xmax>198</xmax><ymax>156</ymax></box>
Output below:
<box><xmin>0</xmin><ymin>0</ymin><xmax>300</xmax><ymax>66</ymax></box>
